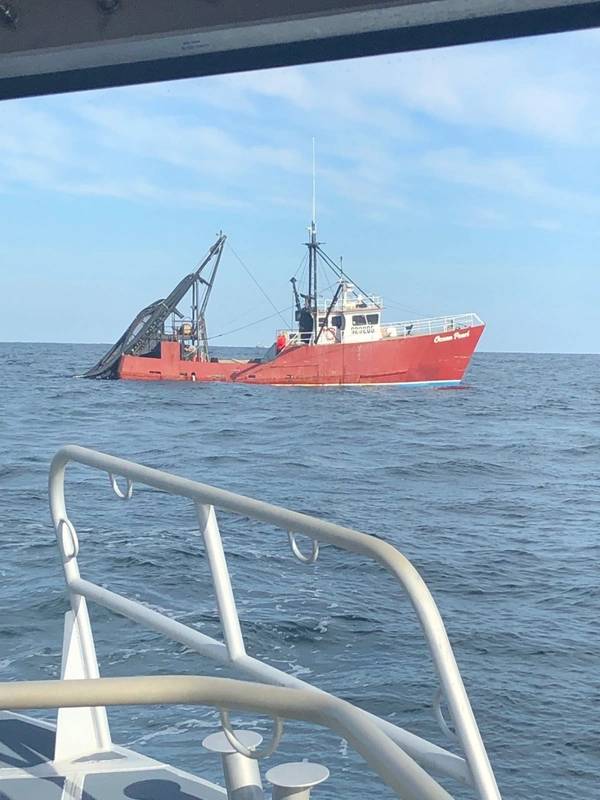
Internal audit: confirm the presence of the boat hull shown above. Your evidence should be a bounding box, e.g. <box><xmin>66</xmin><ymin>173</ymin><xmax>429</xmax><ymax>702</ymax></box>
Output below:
<box><xmin>117</xmin><ymin>325</ymin><xmax>484</xmax><ymax>386</ymax></box>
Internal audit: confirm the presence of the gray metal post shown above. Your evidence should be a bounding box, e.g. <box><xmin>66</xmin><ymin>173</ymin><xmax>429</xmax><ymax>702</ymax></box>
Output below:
<box><xmin>203</xmin><ymin>730</ymin><xmax>264</xmax><ymax>800</ymax></box>
<box><xmin>196</xmin><ymin>502</ymin><xmax>246</xmax><ymax>662</ymax></box>
<box><xmin>266</xmin><ymin>762</ymin><xmax>329</xmax><ymax>800</ymax></box>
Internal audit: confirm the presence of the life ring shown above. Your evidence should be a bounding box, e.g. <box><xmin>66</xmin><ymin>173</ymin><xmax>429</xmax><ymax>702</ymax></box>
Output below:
<box><xmin>324</xmin><ymin>327</ymin><xmax>337</xmax><ymax>343</ymax></box>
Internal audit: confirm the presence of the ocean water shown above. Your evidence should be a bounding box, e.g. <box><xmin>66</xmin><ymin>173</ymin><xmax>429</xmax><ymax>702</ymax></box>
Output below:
<box><xmin>0</xmin><ymin>342</ymin><xmax>598</xmax><ymax>800</ymax></box>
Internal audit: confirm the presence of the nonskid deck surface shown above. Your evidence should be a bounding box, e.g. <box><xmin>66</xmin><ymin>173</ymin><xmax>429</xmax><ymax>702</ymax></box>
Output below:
<box><xmin>0</xmin><ymin>712</ymin><xmax>224</xmax><ymax>800</ymax></box>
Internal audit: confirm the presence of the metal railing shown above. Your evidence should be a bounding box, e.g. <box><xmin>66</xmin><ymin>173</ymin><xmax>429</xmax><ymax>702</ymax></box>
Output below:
<box><xmin>47</xmin><ymin>445</ymin><xmax>501</xmax><ymax>800</ymax></box>
<box><xmin>316</xmin><ymin>295</ymin><xmax>383</xmax><ymax>312</ymax></box>
<box><xmin>276</xmin><ymin>312</ymin><xmax>483</xmax><ymax>348</ymax></box>
<box><xmin>276</xmin><ymin>329</ymin><xmax>315</xmax><ymax>346</ymax></box>
<box><xmin>383</xmin><ymin>313</ymin><xmax>484</xmax><ymax>339</ymax></box>
<box><xmin>0</xmin><ymin>675</ymin><xmax>451</xmax><ymax>800</ymax></box>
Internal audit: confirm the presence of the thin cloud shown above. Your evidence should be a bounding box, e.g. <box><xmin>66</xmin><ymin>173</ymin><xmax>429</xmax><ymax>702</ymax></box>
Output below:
<box><xmin>422</xmin><ymin>147</ymin><xmax>600</xmax><ymax>215</ymax></box>
<box><xmin>76</xmin><ymin>102</ymin><xmax>307</xmax><ymax>177</ymax></box>
<box><xmin>2</xmin><ymin>30</ymin><xmax>600</xmax><ymax>224</ymax></box>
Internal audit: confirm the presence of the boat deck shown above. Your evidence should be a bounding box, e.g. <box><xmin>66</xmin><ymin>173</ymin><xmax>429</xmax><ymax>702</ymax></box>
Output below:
<box><xmin>0</xmin><ymin>711</ymin><xmax>224</xmax><ymax>800</ymax></box>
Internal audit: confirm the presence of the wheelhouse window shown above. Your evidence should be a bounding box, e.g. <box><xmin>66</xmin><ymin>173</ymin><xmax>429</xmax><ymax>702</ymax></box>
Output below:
<box><xmin>331</xmin><ymin>315</ymin><xmax>343</xmax><ymax>329</ymax></box>
<box><xmin>366</xmin><ymin>314</ymin><xmax>380</xmax><ymax>324</ymax></box>
<box><xmin>352</xmin><ymin>314</ymin><xmax>366</xmax><ymax>325</ymax></box>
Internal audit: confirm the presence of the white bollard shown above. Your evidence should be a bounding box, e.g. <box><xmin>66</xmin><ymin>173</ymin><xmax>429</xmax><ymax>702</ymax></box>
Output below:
<box><xmin>266</xmin><ymin>762</ymin><xmax>329</xmax><ymax>800</ymax></box>
<box><xmin>203</xmin><ymin>730</ymin><xmax>264</xmax><ymax>800</ymax></box>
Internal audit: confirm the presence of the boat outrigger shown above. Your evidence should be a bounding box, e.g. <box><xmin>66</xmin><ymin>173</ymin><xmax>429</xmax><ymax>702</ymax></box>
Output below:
<box><xmin>84</xmin><ymin>224</ymin><xmax>484</xmax><ymax>386</ymax></box>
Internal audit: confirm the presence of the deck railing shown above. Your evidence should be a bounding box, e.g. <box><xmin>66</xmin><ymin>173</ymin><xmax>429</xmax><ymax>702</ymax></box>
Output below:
<box><xmin>47</xmin><ymin>445</ymin><xmax>501</xmax><ymax>800</ymax></box>
<box><xmin>316</xmin><ymin>295</ymin><xmax>384</xmax><ymax>312</ymax></box>
<box><xmin>383</xmin><ymin>313</ymin><xmax>484</xmax><ymax>339</ymax></box>
<box><xmin>276</xmin><ymin>313</ymin><xmax>483</xmax><ymax>348</ymax></box>
<box><xmin>1</xmin><ymin>675</ymin><xmax>453</xmax><ymax>800</ymax></box>
<box><xmin>276</xmin><ymin>330</ymin><xmax>315</xmax><ymax>346</ymax></box>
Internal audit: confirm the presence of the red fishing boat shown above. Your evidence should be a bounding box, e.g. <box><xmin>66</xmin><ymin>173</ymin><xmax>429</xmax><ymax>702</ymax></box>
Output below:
<box><xmin>84</xmin><ymin>227</ymin><xmax>484</xmax><ymax>387</ymax></box>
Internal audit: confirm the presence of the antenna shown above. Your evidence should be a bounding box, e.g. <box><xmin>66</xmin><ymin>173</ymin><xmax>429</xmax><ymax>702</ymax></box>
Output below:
<box><xmin>312</xmin><ymin>137</ymin><xmax>316</xmax><ymax>229</ymax></box>
<box><xmin>306</xmin><ymin>138</ymin><xmax>318</xmax><ymax>324</ymax></box>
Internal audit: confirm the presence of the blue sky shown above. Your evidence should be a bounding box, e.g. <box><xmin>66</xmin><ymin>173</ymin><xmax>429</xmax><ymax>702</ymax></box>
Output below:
<box><xmin>2</xmin><ymin>29</ymin><xmax>600</xmax><ymax>352</ymax></box>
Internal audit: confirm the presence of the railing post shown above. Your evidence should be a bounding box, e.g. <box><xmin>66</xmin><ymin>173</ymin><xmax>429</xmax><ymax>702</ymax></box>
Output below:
<box><xmin>49</xmin><ymin>457</ymin><xmax>112</xmax><ymax>760</ymax></box>
<box><xmin>266</xmin><ymin>762</ymin><xmax>329</xmax><ymax>800</ymax></box>
<box><xmin>203</xmin><ymin>730</ymin><xmax>264</xmax><ymax>800</ymax></box>
<box><xmin>196</xmin><ymin>503</ymin><xmax>246</xmax><ymax>662</ymax></box>
<box><xmin>54</xmin><ymin>607</ymin><xmax>112</xmax><ymax>761</ymax></box>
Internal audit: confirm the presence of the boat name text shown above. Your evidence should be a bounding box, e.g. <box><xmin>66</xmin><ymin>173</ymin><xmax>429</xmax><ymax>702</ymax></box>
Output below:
<box><xmin>434</xmin><ymin>330</ymin><xmax>471</xmax><ymax>344</ymax></box>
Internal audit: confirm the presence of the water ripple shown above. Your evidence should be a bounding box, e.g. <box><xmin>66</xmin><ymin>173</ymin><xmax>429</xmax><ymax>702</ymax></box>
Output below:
<box><xmin>0</xmin><ymin>344</ymin><xmax>598</xmax><ymax>799</ymax></box>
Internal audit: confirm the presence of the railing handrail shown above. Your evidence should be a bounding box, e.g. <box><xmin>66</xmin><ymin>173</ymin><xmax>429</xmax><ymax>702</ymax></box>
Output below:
<box><xmin>48</xmin><ymin>445</ymin><xmax>501</xmax><ymax>800</ymax></box>
<box><xmin>386</xmin><ymin>312</ymin><xmax>483</xmax><ymax>329</ymax></box>
<box><xmin>0</xmin><ymin>674</ymin><xmax>452</xmax><ymax>800</ymax></box>
<box><xmin>276</xmin><ymin>313</ymin><xmax>483</xmax><ymax>345</ymax></box>
<box><xmin>315</xmin><ymin>295</ymin><xmax>384</xmax><ymax>311</ymax></box>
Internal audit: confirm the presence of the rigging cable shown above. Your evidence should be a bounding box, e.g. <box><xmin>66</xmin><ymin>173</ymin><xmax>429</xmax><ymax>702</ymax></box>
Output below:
<box><xmin>293</xmin><ymin>250</ymin><xmax>308</xmax><ymax>279</ymax></box>
<box><xmin>227</xmin><ymin>242</ymin><xmax>288</xmax><ymax>327</ymax></box>
<box><xmin>317</xmin><ymin>245</ymin><xmax>381</xmax><ymax>309</ymax></box>
<box><xmin>316</xmin><ymin>246</ymin><xmax>426</xmax><ymax>317</ymax></box>
<box><xmin>384</xmin><ymin>299</ymin><xmax>427</xmax><ymax>318</ymax></box>
<box><xmin>207</xmin><ymin>305</ymin><xmax>294</xmax><ymax>342</ymax></box>
<box><xmin>293</xmin><ymin>253</ymin><xmax>309</xmax><ymax>327</ymax></box>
